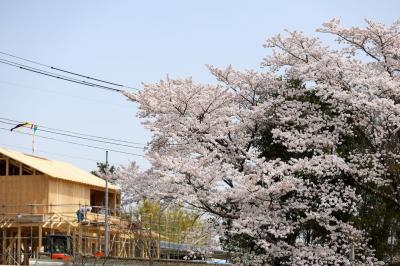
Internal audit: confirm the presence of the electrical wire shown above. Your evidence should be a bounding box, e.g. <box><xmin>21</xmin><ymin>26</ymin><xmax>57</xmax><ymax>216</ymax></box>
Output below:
<box><xmin>0</xmin><ymin>142</ymin><xmax>99</xmax><ymax>162</ymax></box>
<box><xmin>0</xmin><ymin>51</ymin><xmax>49</xmax><ymax>68</ymax></box>
<box><xmin>0</xmin><ymin>127</ymin><xmax>145</xmax><ymax>157</ymax></box>
<box><xmin>0</xmin><ymin>58</ymin><xmax>125</xmax><ymax>93</ymax></box>
<box><xmin>0</xmin><ymin>80</ymin><xmax>132</xmax><ymax>109</ymax></box>
<box><xmin>0</xmin><ymin>51</ymin><xmax>139</xmax><ymax>91</ymax></box>
<box><xmin>0</xmin><ymin>120</ymin><xmax>145</xmax><ymax>150</ymax></box>
<box><xmin>0</xmin><ymin>116</ymin><xmax>146</xmax><ymax>145</ymax></box>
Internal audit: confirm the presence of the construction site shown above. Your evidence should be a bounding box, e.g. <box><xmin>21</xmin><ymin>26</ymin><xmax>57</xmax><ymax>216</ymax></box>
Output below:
<box><xmin>0</xmin><ymin>147</ymin><xmax>224</xmax><ymax>265</ymax></box>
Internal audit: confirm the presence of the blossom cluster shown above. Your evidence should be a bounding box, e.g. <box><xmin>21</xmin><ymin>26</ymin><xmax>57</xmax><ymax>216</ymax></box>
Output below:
<box><xmin>122</xmin><ymin>19</ymin><xmax>400</xmax><ymax>265</ymax></box>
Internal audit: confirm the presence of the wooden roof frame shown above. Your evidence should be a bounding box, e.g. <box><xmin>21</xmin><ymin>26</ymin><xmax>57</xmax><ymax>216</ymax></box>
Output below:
<box><xmin>0</xmin><ymin>147</ymin><xmax>120</xmax><ymax>191</ymax></box>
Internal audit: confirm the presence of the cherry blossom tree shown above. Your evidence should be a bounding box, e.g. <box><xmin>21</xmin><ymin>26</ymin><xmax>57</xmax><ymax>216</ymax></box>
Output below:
<box><xmin>122</xmin><ymin>19</ymin><xmax>400</xmax><ymax>265</ymax></box>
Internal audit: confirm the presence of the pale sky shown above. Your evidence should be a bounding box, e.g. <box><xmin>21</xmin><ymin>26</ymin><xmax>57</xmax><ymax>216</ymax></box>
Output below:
<box><xmin>0</xmin><ymin>0</ymin><xmax>399</xmax><ymax>171</ymax></box>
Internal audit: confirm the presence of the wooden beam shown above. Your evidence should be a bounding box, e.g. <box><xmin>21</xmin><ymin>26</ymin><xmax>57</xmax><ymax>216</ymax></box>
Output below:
<box><xmin>53</xmin><ymin>212</ymin><xmax>76</xmax><ymax>227</ymax></box>
<box><xmin>5</xmin><ymin>158</ymin><xmax>8</xmax><ymax>176</ymax></box>
<box><xmin>132</xmin><ymin>239</ymin><xmax>135</xmax><ymax>258</ymax></box>
<box><xmin>97</xmin><ymin>232</ymin><xmax>100</xmax><ymax>254</ymax></box>
<box><xmin>141</xmin><ymin>239</ymin><xmax>145</xmax><ymax>258</ymax></box>
<box><xmin>118</xmin><ymin>234</ymin><xmax>125</xmax><ymax>257</ymax></box>
<box><xmin>109</xmin><ymin>233</ymin><xmax>116</xmax><ymax>256</ymax></box>
<box><xmin>6</xmin><ymin>234</ymin><xmax>16</xmax><ymax>250</ymax></box>
<box><xmin>129</xmin><ymin>239</ymin><xmax>133</xmax><ymax>258</ymax></box>
<box><xmin>72</xmin><ymin>228</ymin><xmax>76</xmax><ymax>257</ymax></box>
<box><xmin>126</xmin><ymin>238</ymin><xmax>130</xmax><ymax>258</ymax></box>
<box><xmin>84</xmin><ymin>227</ymin><xmax>89</xmax><ymax>255</ymax></box>
<box><xmin>22</xmin><ymin>238</ymin><xmax>28</xmax><ymax>265</ymax></box>
<box><xmin>43</xmin><ymin>213</ymin><xmax>56</xmax><ymax>228</ymax></box>
<box><xmin>113</xmin><ymin>193</ymin><xmax>117</xmax><ymax>216</ymax></box>
<box><xmin>2</xmin><ymin>229</ymin><xmax>6</xmax><ymax>264</ymax></box>
<box><xmin>157</xmin><ymin>238</ymin><xmax>160</xmax><ymax>259</ymax></box>
<box><xmin>0</xmin><ymin>217</ymin><xmax>13</xmax><ymax>229</ymax></box>
<box><xmin>37</xmin><ymin>225</ymin><xmax>42</xmax><ymax>259</ymax></box>
<box><xmin>78</xmin><ymin>226</ymin><xmax>82</xmax><ymax>254</ymax></box>
<box><xmin>116</xmin><ymin>233</ymin><xmax>120</xmax><ymax>257</ymax></box>
<box><xmin>17</xmin><ymin>225</ymin><xmax>21</xmax><ymax>265</ymax></box>
<box><xmin>134</xmin><ymin>237</ymin><xmax>139</xmax><ymax>257</ymax></box>
<box><xmin>4</xmin><ymin>231</ymin><xmax>16</xmax><ymax>265</ymax></box>
<box><xmin>87</xmin><ymin>234</ymin><xmax>90</xmax><ymax>255</ymax></box>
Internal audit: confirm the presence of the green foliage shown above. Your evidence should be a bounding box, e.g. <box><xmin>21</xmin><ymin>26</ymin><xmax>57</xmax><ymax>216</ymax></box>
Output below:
<box><xmin>354</xmin><ymin>187</ymin><xmax>400</xmax><ymax>262</ymax></box>
<box><xmin>136</xmin><ymin>200</ymin><xmax>209</xmax><ymax>245</ymax></box>
<box><xmin>91</xmin><ymin>162</ymin><xmax>116</xmax><ymax>177</ymax></box>
<box><xmin>220</xmin><ymin>219</ymin><xmax>264</xmax><ymax>254</ymax></box>
<box><xmin>226</xmin><ymin>78</ymin><xmax>400</xmax><ymax>262</ymax></box>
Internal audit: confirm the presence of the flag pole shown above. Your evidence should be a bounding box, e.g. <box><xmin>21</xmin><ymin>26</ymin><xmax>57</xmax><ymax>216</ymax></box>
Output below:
<box><xmin>31</xmin><ymin>129</ymin><xmax>35</xmax><ymax>154</ymax></box>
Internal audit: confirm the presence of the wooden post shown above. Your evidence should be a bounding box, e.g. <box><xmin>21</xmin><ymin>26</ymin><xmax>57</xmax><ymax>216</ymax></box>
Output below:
<box><xmin>133</xmin><ymin>239</ymin><xmax>136</xmax><ymax>258</ymax></box>
<box><xmin>97</xmin><ymin>232</ymin><xmax>101</xmax><ymax>253</ymax></box>
<box><xmin>72</xmin><ymin>228</ymin><xmax>76</xmax><ymax>257</ymax></box>
<box><xmin>113</xmin><ymin>193</ymin><xmax>117</xmax><ymax>216</ymax></box>
<box><xmin>127</xmin><ymin>239</ymin><xmax>130</xmax><ymax>258</ymax></box>
<box><xmin>116</xmin><ymin>234</ymin><xmax>120</xmax><ymax>257</ymax></box>
<box><xmin>83</xmin><ymin>232</ymin><xmax>86</xmax><ymax>255</ymax></box>
<box><xmin>22</xmin><ymin>239</ymin><xmax>28</xmax><ymax>265</ymax></box>
<box><xmin>37</xmin><ymin>225</ymin><xmax>42</xmax><ymax>259</ymax></box>
<box><xmin>130</xmin><ymin>239</ymin><xmax>134</xmax><ymax>258</ymax></box>
<box><xmin>5</xmin><ymin>158</ymin><xmax>9</xmax><ymax>176</ymax></box>
<box><xmin>129</xmin><ymin>239</ymin><xmax>133</xmax><ymax>258</ymax></box>
<box><xmin>157</xmin><ymin>214</ymin><xmax>160</xmax><ymax>259</ymax></box>
<box><xmin>112</xmin><ymin>233</ymin><xmax>115</xmax><ymax>256</ymax></box>
<box><xmin>109</xmin><ymin>233</ymin><xmax>112</xmax><ymax>256</ymax></box>
<box><xmin>6</xmin><ymin>232</ymin><xmax>17</xmax><ymax>265</ymax></box>
<box><xmin>117</xmin><ymin>234</ymin><xmax>121</xmax><ymax>257</ymax></box>
<box><xmin>86</xmin><ymin>229</ymin><xmax>90</xmax><ymax>255</ymax></box>
<box><xmin>149</xmin><ymin>216</ymin><xmax>153</xmax><ymax>259</ymax></box>
<box><xmin>114</xmin><ymin>234</ymin><xmax>117</xmax><ymax>257</ymax></box>
<box><xmin>8</xmin><ymin>235</ymin><xmax>12</xmax><ymax>266</ymax></box>
<box><xmin>17</xmin><ymin>226</ymin><xmax>21</xmax><ymax>265</ymax></box>
<box><xmin>2</xmin><ymin>229</ymin><xmax>6</xmax><ymax>264</ymax></box>
<box><xmin>141</xmin><ymin>239</ymin><xmax>145</xmax><ymax>258</ymax></box>
<box><xmin>78</xmin><ymin>226</ymin><xmax>82</xmax><ymax>254</ymax></box>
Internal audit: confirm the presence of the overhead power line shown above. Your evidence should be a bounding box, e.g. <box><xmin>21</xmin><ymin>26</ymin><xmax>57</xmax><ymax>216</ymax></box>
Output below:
<box><xmin>0</xmin><ymin>80</ymin><xmax>132</xmax><ymax>109</ymax></box>
<box><xmin>0</xmin><ymin>127</ymin><xmax>145</xmax><ymax>157</ymax></box>
<box><xmin>0</xmin><ymin>58</ymin><xmax>124</xmax><ymax>93</ymax></box>
<box><xmin>0</xmin><ymin>51</ymin><xmax>50</xmax><ymax>67</ymax></box>
<box><xmin>0</xmin><ymin>116</ymin><xmax>146</xmax><ymax>146</ymax></box>
<box><xmin>0</xmin><ymin>120</ymin><xmax>145</xmax><ymax>150</ymax></box>
<box><xmin>0</xmin><ymin>142</ymin><xmax>98</xmax><ymax>162</ymax></box>
<box><xmin>0</xmin><ymin>51</ymin><xmax>139</xmax><ymax>91</ymax></box>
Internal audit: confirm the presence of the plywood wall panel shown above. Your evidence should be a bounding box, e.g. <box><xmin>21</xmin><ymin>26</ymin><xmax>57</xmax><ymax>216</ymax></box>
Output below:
<box><xmin>0</xmin><ymin>175</ymin><xmax>48</xmax><ymax>214</ymax></box>
<box><xmin>48</xmin><ymin>178</ymin><xmax>90</xmax><ymax>216</ymax></box>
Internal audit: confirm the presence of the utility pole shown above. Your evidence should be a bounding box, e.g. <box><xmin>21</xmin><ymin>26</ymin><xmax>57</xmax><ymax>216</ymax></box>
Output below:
<box><xmin>104</xmin><ymin>151</ymin><xmax>109</xmax><ymax>257</ymax></box>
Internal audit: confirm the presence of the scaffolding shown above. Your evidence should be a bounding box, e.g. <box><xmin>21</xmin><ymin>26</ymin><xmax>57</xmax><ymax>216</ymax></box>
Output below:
<box><xmin>0</xmin><ymin>203</ymin><xmax>216</xmax><ymax>265</ymax></box>
<box><xmin>0</xmin><ymin>148</ymin><xmax>220</xmax><ymax>264</ymax></box>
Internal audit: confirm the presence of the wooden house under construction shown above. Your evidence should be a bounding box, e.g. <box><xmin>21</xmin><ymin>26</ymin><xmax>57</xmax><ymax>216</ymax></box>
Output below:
<box><xmin>0</xmin><ymin>147</ymin><xmax>159</xmax><ymax>265</ymax></box>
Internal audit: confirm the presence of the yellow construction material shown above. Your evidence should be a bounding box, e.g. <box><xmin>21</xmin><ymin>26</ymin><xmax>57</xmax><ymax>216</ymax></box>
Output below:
<box><xmin>0</xmin><ymin>146</ymin><xmax>121</xmax><ymax>216</ymax></box>
<box><xmin>0</xmin><ymin>147</ymin><xmax>119</xmax><ymax>190</ymax></box>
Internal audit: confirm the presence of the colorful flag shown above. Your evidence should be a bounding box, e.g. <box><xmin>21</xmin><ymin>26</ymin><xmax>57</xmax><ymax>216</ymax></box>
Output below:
<box><xmin>10</xmin><ymin>122</ymin><xmax>33</xmax><ymax>131</ymax></box>
<box><xmin>10</xmin><ymin>122</ymin><xmax>39</xmax><ymax>153</ymax></box>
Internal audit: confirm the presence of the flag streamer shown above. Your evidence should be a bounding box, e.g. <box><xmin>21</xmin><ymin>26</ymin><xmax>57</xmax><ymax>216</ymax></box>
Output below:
<box><xmin>10</xmin><ymin>122</ymin><xmax>39</xmax><ymax>153</ymax></box>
